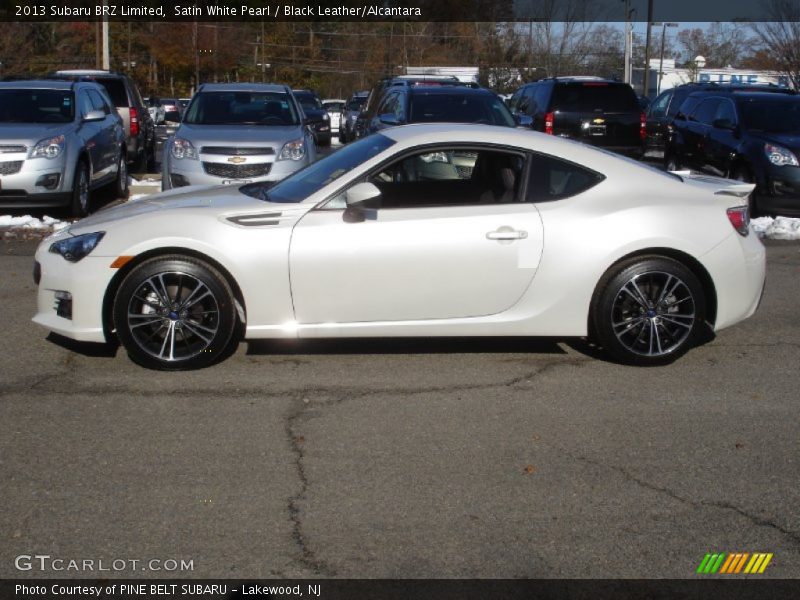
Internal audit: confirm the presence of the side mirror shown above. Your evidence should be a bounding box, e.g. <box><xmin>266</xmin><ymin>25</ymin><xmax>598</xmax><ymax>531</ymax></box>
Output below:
<box><xmin>379</xmin><ymin>113</ymin><xmax>400</xmax><ymax>126</ymax></box>
<box><xmin>343</xmin><ymin>181</ymin><xmax>381</xmax><ymax>223</ymax></box>
<box><xmin>515</xmin><ymin>114</ymin><xmax>533</xmax><ymax>128</ymax></box>
<box><xmin>83</xmin><ymin>110</ymin><xmax>105</xmax><ymax>122</ymax></box>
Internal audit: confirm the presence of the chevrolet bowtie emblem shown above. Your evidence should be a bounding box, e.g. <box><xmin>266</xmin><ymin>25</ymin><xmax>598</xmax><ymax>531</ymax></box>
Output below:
<box><xmin>592</xmin><ymin>118</ymin><xmax>605</xmax><ymax>124</ymax></box>
<box><xmin>227</xmin><ymin>156</ymin><xmax>246</xmax><ymax>164</ymax></box>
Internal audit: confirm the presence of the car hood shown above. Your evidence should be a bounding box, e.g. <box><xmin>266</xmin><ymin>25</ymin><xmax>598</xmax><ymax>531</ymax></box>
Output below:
<box><xmin>747</xmin><ymin>131</ymin><xmax>800</xmax><ymax>152</ymax></box>
<box><xmin>0</xmin><ymin>123</ymin><xmax>75</xmax><ymax>144</ymax></box>
<box><xmin>69</xmin><ymin>185</ymin><xmax>269</xmax><ymax>233</ymax></box>
<box><xmin>175</xmin><ymin>123</ymin><xmax>304</xmax><ymax>147</ymax></box>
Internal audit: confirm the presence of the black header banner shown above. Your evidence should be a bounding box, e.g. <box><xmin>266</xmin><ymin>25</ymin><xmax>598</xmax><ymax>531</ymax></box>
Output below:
<box><xmin>0</xmin><ymin>0</ymin><xmax>795</xmax><ymax>22</ymax></box>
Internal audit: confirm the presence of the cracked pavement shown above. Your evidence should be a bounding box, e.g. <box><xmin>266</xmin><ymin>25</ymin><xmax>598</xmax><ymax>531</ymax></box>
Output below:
<box><xmin>1</xmin><ymin>240</ymin><xmax>798</xmax><ymax>579</ymax></box>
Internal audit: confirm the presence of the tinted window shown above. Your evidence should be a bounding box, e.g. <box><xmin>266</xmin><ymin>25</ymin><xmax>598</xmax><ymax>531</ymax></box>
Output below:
<box><xmin>183</xmin><ymin>91</ymin><xmax>299</xmax><ymax>125</ymax></box>
<box><xmin>691</xmin><ymin>98</ymin><xmax>721</xmax><ymax>125</ymax></box>
<box><xmin>526</xmin><ymin>153</ymin><xmax>604</xmax><ymax>202</ymax></box>
<box><xmin>409</xmin><ymin>92</ymin><xmax>515</xmax><ymax>126</ymax></box>
<box><xmin>533</xmin><ymin>84</ymin><xmax>551</xmax><ymax>114</ymax></box>
<box><xmin>323</xmin><ymin>101</ymin><xmax>345</xmax><ymax>112</ymax></box>
<box><xmin>367</xmin><ymin>147</ymin><xmax>525</xmax><ymax>208</ymax></box>
<box><xmin>87</xmin><ymin>89</ymin><xmax>110</xmax><ymax>114</ymax></box>
<box><xmin>714</xmin><ymin>99</ymin><xmax>737</xmax><ymax>125</ymax></box>
<box><xmin>551</xmin><ymin>83</ymin><xmax>639</xmax><ymax>112</ymax></box>
<box><xmin>668</xmin><ymin>88</ymin><xmax>693</xmax><ymax>116</ymax></box>
<box><xmin>648</xmin><ymin>90</ymin><xmax>671</xmax><ymax>118</ymax></box>
<box><xmin>508</xmin><ymin>88</ymin><xmax>524</xmax><ymax>112</ymax></box>
<box><xmin>0</xmin><ymin>89</ymin><xmax>75</xmax><ymax>123</ymax></box>
<box><xmin>91</xmin><ymin>78</ymin><xmax>128</xmax><ymax>107</ymax></box>
<box><xmin>295</xmin><ymin>93</ymin><xmax>322</xmax><ymax>111</ymax></box>
<box><xmin>241</xmin><ymin>134</ymin><xmax>396</xmax><ymax>204</ymax></box>
<box><xmin>738</xmin><ymin>98</ymin><xmax>800</xmax><ymax>132</ymax></box>
<box><xmin>346</xmin><ymin>97</ymin><xmax>366</xmax><ymax>111</ymax></box>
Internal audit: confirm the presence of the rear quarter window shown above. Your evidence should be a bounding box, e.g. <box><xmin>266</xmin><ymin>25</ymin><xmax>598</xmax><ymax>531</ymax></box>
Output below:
<box><xmin>526</xmin><ymin>152</ymin><xmax>605</xmax><ymax>202</ymax></box>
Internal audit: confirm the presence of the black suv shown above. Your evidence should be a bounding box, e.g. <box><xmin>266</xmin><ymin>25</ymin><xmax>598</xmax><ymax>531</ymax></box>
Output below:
<box><xmin>645</xmin><ymin>82</ymin><xmax>795</xmax><ymax>159</ymax></box>
<box><xmin>50</xmin><ymin>70</ymin><xmax>155</xmax><ymax>171</ymax></box>
<box><xmin>665</xmin><ymin>90</ymin><xmax>800</xmax><ymax>216</ymax></box>
<box><xmin>362</xmin><ymin>83</ymin><xmax>515</xmax><ymax>135</ymax></box>
<box><xmin>508</xmin><ymin>77</ymin><xmax>644</xmax><ymax>157</ymax></box>
<box><xmin>292</xmin><ymin>89</ymin><xmax>331</xmax><ymax>146</ymax></box>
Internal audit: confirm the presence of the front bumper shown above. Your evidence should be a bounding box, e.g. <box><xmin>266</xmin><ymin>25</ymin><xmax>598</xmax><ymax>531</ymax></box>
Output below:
<box><xmin>0</xmin><ymin>155</ymin><xmax>71</xmax><ymax>208</ymax></box>
<box><xmin>164</xmin><ymin>153</ymin><xmax>309</xmax><ymax>189</ymax></box>
<box><xmin>32</xmin><ymin>244</ymin><xmax>116</xmax><ymax>343</ymax></box>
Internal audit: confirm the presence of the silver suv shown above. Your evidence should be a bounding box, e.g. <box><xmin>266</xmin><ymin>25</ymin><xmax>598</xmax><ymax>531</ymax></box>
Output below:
<box><xmin>0</xmin><ymin>79</ymin><xmax>127</xmax><ymax>216</ymax></box>
<box><xmin>162</xmin><ymin>83</ymin><xmax>316</xmax><ymax>190</ymax></box>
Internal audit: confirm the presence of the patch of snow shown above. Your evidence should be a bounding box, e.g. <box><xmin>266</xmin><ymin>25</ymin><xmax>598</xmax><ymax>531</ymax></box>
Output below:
<box><xmin>751</xmin><ymin>216</ymin><xmax>800</xmax><ymax>240</ymax></box>
<box><xmin>0</xmin><ymin>214</ymin><xmax>69</xmax><ymax>231</ymax></box>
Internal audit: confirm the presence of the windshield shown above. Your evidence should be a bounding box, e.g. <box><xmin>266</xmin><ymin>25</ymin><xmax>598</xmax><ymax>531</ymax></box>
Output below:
<box><xmin>409</xmin><ymin>92</ymin><xmax>516</xmax><ymax>127</ymax></box>
<box><xmin>183</xmin><ymin>91</ymin><xmax>299</xmax><ymax>126</ymax></box>
<box><xmin>0</xmin><ymin>89</ymin><xmax>75</xmax><ymax>123</ymax></box>
<box><xmin>347</xmin><ymin>98</ymin><xmax>367</xmax><ymax>111</ymax></box>
<box><xmin>296</xmin><ymin>94</ymin><xmax>323</xmax><ymax>111</ymax></box>
<box><xmin>739</xmin><ymin>98</ymin><xmax>800</xmax><ymax>132</ymax></box>
<box><xmin>323</xmin><ymin>102</ymin><xmax>345</xmax><ymax>112</ymax></box>
<box><xmin>240</xmin><ymin>134</ymin><xmax>396</xmax><ymax>203</ymax></box>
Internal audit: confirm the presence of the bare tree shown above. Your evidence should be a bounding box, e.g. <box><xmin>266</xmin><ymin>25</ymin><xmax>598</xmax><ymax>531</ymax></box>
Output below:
<box><xmin>751</xmin><ymin>0</ymin><xmax>800</xmax><ymax>88</ymax></box>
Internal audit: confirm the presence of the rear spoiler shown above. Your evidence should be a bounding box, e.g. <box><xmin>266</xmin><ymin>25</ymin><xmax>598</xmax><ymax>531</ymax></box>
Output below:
<box><xmin>669</xmin><ymin>170</ymin><xmax>756</xmax><ymax>200</ymax></box>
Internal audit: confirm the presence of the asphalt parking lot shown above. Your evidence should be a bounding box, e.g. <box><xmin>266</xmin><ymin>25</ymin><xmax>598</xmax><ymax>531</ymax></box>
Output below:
<box><xmin>0</xmin><ymin>235</ymin><xmax>798</xmax><ymax>579</ymax></box>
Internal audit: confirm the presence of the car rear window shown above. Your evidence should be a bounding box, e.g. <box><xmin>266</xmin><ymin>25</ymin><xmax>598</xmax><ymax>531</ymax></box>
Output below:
<box><xmin>409</xmin><ymin>92</ymin><xmax>515</xmax><ymax>126</ymax></box>
<box><xmin>551</xmin><ymin>83</ymin><xmax>640</xmax><ymax>113</ymax></box>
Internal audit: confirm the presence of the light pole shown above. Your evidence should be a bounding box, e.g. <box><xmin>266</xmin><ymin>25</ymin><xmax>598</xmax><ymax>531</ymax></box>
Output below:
<box><xmin>693</xmin><ymin>55</ymin><xmax>706</xmax><ymax>83</ymax></box>
<box><xmin>654</xmin><ymin>22</ymin><xmax>678</xmax><ymax>94</ymax></box>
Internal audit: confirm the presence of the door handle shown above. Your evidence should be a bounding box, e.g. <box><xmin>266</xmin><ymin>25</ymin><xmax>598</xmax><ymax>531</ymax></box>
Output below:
<box><xmin>486</xmin><ymin>226</ymin><xmax>528</xmax><ymax>240</ymax></box>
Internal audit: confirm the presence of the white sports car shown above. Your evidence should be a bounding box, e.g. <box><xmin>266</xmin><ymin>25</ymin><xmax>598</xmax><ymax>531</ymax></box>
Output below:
<box><xmin>33</xmin><ymin>124</ymin><xmax>766</xmax><ymax>370</ymax></box>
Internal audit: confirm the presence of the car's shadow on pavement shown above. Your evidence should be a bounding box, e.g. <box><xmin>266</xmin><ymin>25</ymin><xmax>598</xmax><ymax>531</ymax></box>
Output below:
<box><xmin>46</xmin><ymin>332</ymin><xmax>119</xmax><ymax>358</ymax></box>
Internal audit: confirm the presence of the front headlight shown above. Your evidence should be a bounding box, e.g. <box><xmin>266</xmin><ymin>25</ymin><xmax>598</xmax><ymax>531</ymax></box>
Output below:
<box><xmin>278</xmin><ymin>139</ymin><xmax>306</xmax><ymax>161</ymax></box>
<box><xmin>323</xmin><ymin>113</ymin><xmax>330</xmax><ymax>121</ymax></box>
<box><xmin>764</xmin><ymin>143</ymin><xmax>799</xmax><ymax>167</ymax></box>
<box><xmin>170</xmin><ymin>138</ymin><xmax>198</xmax><ymax>160</ymax></box>
<box><xmin>49</xmin><ymin>231</ymin><xmax>105</xmax><ymax>262</ymax></box>
<box><xmin>30</xmin><ymin>135</ymin><xmax>66</xmax><ymax>159</ymax></box>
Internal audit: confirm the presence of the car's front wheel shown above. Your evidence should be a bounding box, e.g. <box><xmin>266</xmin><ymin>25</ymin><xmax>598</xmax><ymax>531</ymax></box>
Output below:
<box><xmin>70</xmin><ymin>160</ymin><xmax>90</xmax><ymax>217</ymax></box>
<box><xmin>114</xmin><ymin>256</ymin><xmax>238</xmax><ymax>370</ymax></box>
<box><xmin>591</xmin><ymin>257</ymin><xmax>706</xmax><ymax>366</ymax></box>
<box><xmin>112</xmin><ymin>151</ymin><xmax>129</xmax><ymax>199</ymax></box>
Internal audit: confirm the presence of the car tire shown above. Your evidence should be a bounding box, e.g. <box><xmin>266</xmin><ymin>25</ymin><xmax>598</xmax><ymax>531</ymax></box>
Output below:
<box><xmin>112</xmin><ymin>151</ymin><xmax>129</xmax><ymax>199</ymax></box>
<box><xmin>134</xmin><ymin>143</ymin><xmax>150</xmax><ymax>174</ymax></box>
<box><xmin>664</xmin><ymin>153</ymin><xmax>682</xmax><ymax>172</ymax></box>
<box><xmin>70</xmin><ymin>160</ymin><xmax>90</xmax><ymax>218</ymax></box>
<box><xmin>114</xmin><ymin>255</ymin><xmax>239</xmax><ymax>370</ymax></box>
<box><xmin>591</xmin><ymin>256</ymin><xmax>706</xmax><ymax>366</ymax></box>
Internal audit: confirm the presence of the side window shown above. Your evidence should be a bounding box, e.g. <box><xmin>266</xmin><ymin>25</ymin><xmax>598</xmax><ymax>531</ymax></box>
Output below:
<box><xmin>526</xmin><ymin>152</ymin><xmax>604</xmax><ymax>202</ymax></box>
<box><xmin>394</xmin><ymin>92</ymin><xmax>406</xmax><ymax>122</ymax></box>
<box><xmin>516</xmin><ymin>87</ymin><xmax>531</xmax><ymax>113</ymax></box>
<box><xmin>714</xmin><ymin>99</ymin><xmax>737</xmax><ymax>126</ymax></box>
<box><xmin>648</xmin><ymin>91</ymin><xmax>671</xmax><ymax>118</ymax></box>
<box><xmin>691</xmin><ymin>98</ymin><xmax>721</xmax><ymax>125</ymax></box>
<box><xmin>533</xmin><ymin>84</ymin><xmax>550</xmax><ymax>115</ymax></box>
<box><xmin>377</xmin><ymin>92</ymin><xmax>398</xmax><ymax>118</ymax></box>
<box><xmin>78</xmin><ymin>91</ymin><xmax>94</xmax><ymax>118</ymax></box>
<box><xmin>507</xmin><ymin>89</ymin><xmax>523</xmax><ymax>112</ymax></box>
<box><xmin>88</xmin><ymin>89</ymin><xmax>110</xmax><ymax>114</ymax></box>
<box><xmin>364</xmin><ymin>147</ymin><xmax>525</xmax><ymax>208</ymax></box>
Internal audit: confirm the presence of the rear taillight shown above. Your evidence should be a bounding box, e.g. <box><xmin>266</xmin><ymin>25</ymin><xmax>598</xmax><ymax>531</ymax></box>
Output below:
<box><xmin>544</xmin><ymin>111</ymin><xmax>554</xmax><ymax>135</ymax></box>
<box><xmin>640</xmin><ymin>112</ymin><xmax>646</xmax><ymax>141</ymax></box>
<box><xmin>727</xmin><ymin>206</ymin><xmax>750</xmax><ymax>236</ymax></box>
<box><xmin>129</xmin><ymin>107</ymin><xmax>139</xmax><ymax>137</ymax></box>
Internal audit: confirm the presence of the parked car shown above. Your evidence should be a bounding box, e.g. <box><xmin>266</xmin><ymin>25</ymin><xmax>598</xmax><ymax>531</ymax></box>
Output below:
<box><xmin>322</xmin><ymin>99</ymin><xmax>345</xmax><ymax>136</ymax></box>
<box><xmin>508</xmin><ymin>77</ymin><xmax>644</xmax><ymax>157</ymax></box>
<box><xmin>644</xmin><ymin>82</ymin><xmax>795</xmax><ymax>159</ymax></box>
<box><xmin>33</xmin><ymin>124</ymin><xmax>764</xmax><ymax>370</ymax></box>
<box><xmin>339</xmin><ymin>91</ymin><xmax>369</xmax><ymax>143</ymax></box>
<box><xmin>292</xmin><ymin>89</ymin><xmax>331</xmax><ymax>146</ymax></box>
<box><xmin>50</xmin><ymin>70</ymin><xmax>155</xmax><ymax>172</ymax></box>
<box><xmin>664</xmin><ymin>90</ymin><xmax>800</xmax><ymax>216</ymax></box>
<box><xmin>161</xmin><ymin>83</ymin><xmax>316</xmax><ymax>190</ymax></box>
<box><xmin>150</xmin><ymin>98</ymin><xmax>185</xmax><ymax>166</ymax></box>
<box><xmin>362</xmin><ymin>83</ymin><xmax>516</xmax><ymax>137</ymax></box>
<box><xmin>0</xmin><ymin>79</ymin><xmax>127</xmax><ymax>216</ymax></box>
<box><xmin>355</xmin><ymin>75</ymin><xmax>462</xmax><ymax>140</ymax></box>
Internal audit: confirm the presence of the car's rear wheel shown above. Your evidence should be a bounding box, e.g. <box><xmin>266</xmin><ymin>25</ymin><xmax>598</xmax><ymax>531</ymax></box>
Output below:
<box><xmin>591</xmin><ymin>257</ymin><xmax>706</xmax><ymax>366</ymax></box>
<box><xmin>70</xmin><ymin>161</ymin><xmax>90</xmax><ymax>218</ymax></box>
<box><xmin>114</xmin><ymin>256</ymin><xmax>238</xmax><ymax>370</ymax></box>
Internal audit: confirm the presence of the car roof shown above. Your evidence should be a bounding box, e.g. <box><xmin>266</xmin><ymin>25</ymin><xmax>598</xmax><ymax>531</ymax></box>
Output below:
<box><xmin>0</xmin><ymin>79</ymin><xmax>74</xmax><ymax>90</ymax></box>
<box><xmin>199</xmin><ymin>83</ymin><xmax>289</xmax><ymax>93</ymax></box>
<box><xmin>407</xmin><ymin>86</ymin><xmax>494</xmax><ymax>96</ymax></box>
<box><xmin>688</xmin><ymin>89</ymin><xmax>798</xmax><ymax>100</ymax></box>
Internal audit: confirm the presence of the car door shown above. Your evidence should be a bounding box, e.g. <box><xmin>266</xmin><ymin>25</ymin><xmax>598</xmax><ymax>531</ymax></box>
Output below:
<box><xmin>88</xmin><ymin>89</ymin><xmax>117</xmax><ymax>181</ymax></box>
<box><xmin>77</xmin><ymin>90</ymin><xmax>104</xmax><ymax>183</ymax></box>
<box><xmin>706</xmin><ymin>98</ymin><xmax>739</xmax><ymax>177</ymax></box>
<box><xmin>685</xmin><ymin>98</ymin><xmax>720</xmax><ymax>172</ymax></box>
<box><xmin>289</xmin><ymin>144</ymin><xmax>544</xmax><ymax>325</ymax></box>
